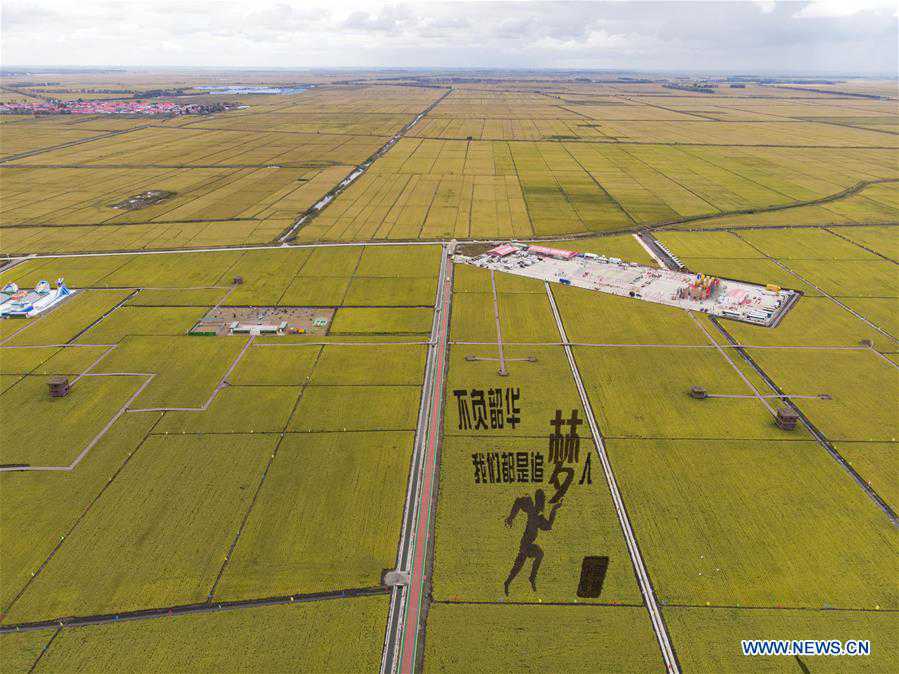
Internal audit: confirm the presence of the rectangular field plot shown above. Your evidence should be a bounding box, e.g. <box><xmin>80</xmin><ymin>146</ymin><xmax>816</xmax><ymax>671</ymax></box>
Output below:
<box><xmin>0</xmin><ymin>164</ymin><xmax>351</xmax><ymax>227</ymax></box>
<box><xmin>432</xmin><ymin>434</ymin><xmax>642</xmax><ymax>605</ymax></box>
<box><xmin>552</xmin><ymin>283</ymin><xmax>710</xmax><ymax>345</ymax></box>
<box><xmin>781</xmin><ymin>259</ymin><xmax>899</xmax><ymax>298</ymax></box>
<box><xmin>0</xmin><ymin>412</ymin><xmax>161</xmax><ymax>615</ymax></box>
<box><xmin>342</xmin><ymin>276</ymin><xmax>437</xmax><ymax>306</ymax></box>
<box><xmin>310</xmin><ymin>344</ymin><xmax>427</xmax><ymax>385</ymax></box>
<box><xmin>296</xmin><ymin>246</ymin><xmax>363</xmax><ymax>277</ymax></box>
<box><xmin>665</xmin><ymin>607</ymin><xmax>898</xmax><ymax>673</ymax></box>
<box><xmin>449</xmin><ymin>292</ymin><xmax>497</xmax><ymax>342</ymax></box>
<box><xmin>573</xmin><ymin>346</ymin><xmax>798</xmax><ymax>440</ymax></box>
<box><xmin>7</xmin><ymin>345</ymin><xmax>114</xmax><ymax>379</ymax></box>
<box><xmin>5</xmin><ymin>433</ymin><xmax>276</xmax><ymax>623</ymax></box>
<box><xmin>655</xmin><ymin>231</ymin><xmax>766</xmax><ymax>259</ymax></box>
<box><xmin>424</xmin><ymin>604</ymin><xmax>662</xmax><ymax>672</ymax></box>
<box><xmin>0</xmin><ymin>255</ymin><xmax>134</xmax><ymax>289</ymax></box>
<box><xmin>745</xmin><ymin>349</ymin><xmax>898</xmax><ymax>442</ymax></box>
<box><xmin>0</xmin><ymin>346</ymin><xmax>62</xmax><ymax>374</ymax></box>
<box><xmin>288</xmin><ymin>385</ymin><xmax>419</xmax><ymax>432</ymax></box>
<box><xmin>355</xmin><ymin>244</ymin><xmax>442</xmax><ymax>276</ymax></box>
<box><xmin>453</xmin><ymin>264</ymin><xmax>542</xmax><ymax>294</ymax></box>
<box><xmin>92</xmin><ymin>335</ymin><xmax>248</xmax><ymax>409</ymax></box>
<box><xmin>154</xmin><ymin>385</ymin><xmax>302</xmax><ymax>435</ymax></box>
<box><xmin>329</xmin><ymin>307</ymin><xmax>433</xmax><ymax>335</ymax></box>
<box><xmin>214</xmin><ymin>248</ymin><xmax>312</xmax><ymax>305</ymax></box>
<box><xmin>449</xmin><ymin>287</ymin><xmax>558</xmax><ymax>343</ymax></box>
<box><xmin>0</xmin><ymin>374</ymin><xmax>143</xmax><ymax>467</ymax></box>
<box><xmin>74</xmin><ymin>306</ymin><xmax>206</xmax><ymax>343</ymax></box>
<box><xmin>607</xmin><ymin>438</ymin><xmax>898</xmax><ymax>609</ymax></box>
<box><xmin>98</xmin><ymin>251</ymin><xmax>243</xmax><ymax>288</ymax></box>
<box><xmin>737</xmin><ymin>228</ymin><xmax>882</xmax><ymax>261</ymax></box>
<box><xmin>229</xmin><ymin>344</ymin><xmax>322</xmax><ymax>385</ymax></box>
<box><xmin>2</xmin><ymin>221</ymin><xmax>283</xmax><ymax>255</ymax></box>
<box><xmin>278</xmin><ymin>276</ymin><xmax>351</xmax><ymax>306</ymax></box>
<box><xmin>0</xmin><ymin>124</ymin><xmax>111</xmax><ymax>157</ymax></box>
<box><xmin>722</xmin><ymin>296</ymin><xmax>889</xmax><ymax>347</ymax></box>
<box><xmin>216</xmin><ymin>244</ymin><xmax>441</xmax><ymax>309</ymax></box>
<box><xmin>127</xmin><ymin>287</ymin><xmax>230</xmax><ymax>307</ymax></box>
<box><xmin>28</xmin><ymin>596</ymin><xmax>389</xmax><ymax>673</ymax></box>
<box><xmin>213</xmin><ymin>432</ymin><xmax>412</xmax><ymax>600</ymax></box>
<box><xmin>5</xmin><ymin>126</ymin><xmax>384</xmax><ymax>169</ymax></box>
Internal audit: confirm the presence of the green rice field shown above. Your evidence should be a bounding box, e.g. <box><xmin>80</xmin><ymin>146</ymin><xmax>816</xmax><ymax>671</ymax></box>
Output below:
<box><xmin>2</xmin><ymin>74</ymin><xmax>897</xmax><ymax>673</ymax></box>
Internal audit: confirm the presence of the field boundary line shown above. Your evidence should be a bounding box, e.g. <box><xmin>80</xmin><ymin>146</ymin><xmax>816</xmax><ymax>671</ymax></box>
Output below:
<box><xmin>1</xmin><ymin>586</ymin><xmax>389</xmax><ymax>634</ymax></box>
<box><xmin>823</xmin><ymin>227</ymin><xmax>898</xmax><ymax>264</ymax></box>
<box><xmin>66</xmin><ymin>289</ymin><xmax>140</xmax><ymax>344</ymax></box>
<box><xmin>256</xmin><ymin>341</ymin><xmax>429</xmax><ymax>347</ymax></box>
<box><xmin>0</xmin><ymin>343</ymin><xmax>116</xmax><ymax>349</ymax></box>
<box><xmin>448</xmin><ymin>340</ymin><xmax>879</xmax><ymax>350</ymax></box>
<box><xmin>662</xmin><ymin>601</ymin><xmax>899</xmax><ymax>613</ymax></box>
<box><xmin>69</xmin><ymin>344</ymin><xmax>119</xmax><ymax>386</ymax></box>
<box><xmin>401</xmin><ymin>134</ymin><xmax>899</xmax><ymax>150</ymax></box>
<box><xmin>26</xmin><ymin>624</ymin><xmax>61</xmax><ymax>673</ymax></box>
<box><xmin>545</xmin><ymin>281</ymin><xmax>680</xmax><ymax>673</ymax></box>
<box><xmin>206</xmin><ymin>432</ymin><xmax>286</xmax><ymax>601</ymax></box>
<box><xmin>12</xmin><ymin>240</ymin><xmax>444</xmax><ymax>261</ymax></box>
<box><xmin>652</xmin><ymin>178</ymin><xmax>899</xmax><ymax>232</ymax></box>
<box><xmin>489</xmin><ymin>270</ymin><xmax>507</xmax><ymax>374</ymax></box>
<box><xmin>506</xmin><ymin>144</ymin><xmax>538</xmax><ymax>238</ymax></box>
<box><xmin>433</xmin><ymin>598</ymin><xmax>645</xmax><ymax>608</ymax></box>
<box><xmin>0</xmin><ymin>124</ymin><xmax>150</xmax><ymax>164</ymax></box>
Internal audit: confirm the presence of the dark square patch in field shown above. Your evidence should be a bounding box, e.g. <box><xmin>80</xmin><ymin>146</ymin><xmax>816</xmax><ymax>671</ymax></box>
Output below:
<box><xmin>110</xmin><ymin>190</ymin><xmax>176</xmax><ymax>210</ymax></box>
<box><xmin>577</xmin><ymin>555</ymin><xmax>609</xmax><ymax>598</ymax></box>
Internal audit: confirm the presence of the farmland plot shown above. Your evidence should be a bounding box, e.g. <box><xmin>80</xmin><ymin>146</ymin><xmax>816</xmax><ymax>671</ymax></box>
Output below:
<box><xmin>5</xmin><ymin>434</ymin><xmax>276</xmax><ymax>622</ymax></box>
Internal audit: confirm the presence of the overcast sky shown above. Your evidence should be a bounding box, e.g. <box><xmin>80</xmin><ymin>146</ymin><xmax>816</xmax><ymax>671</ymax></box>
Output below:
<box><xmin>2</xmin><ymin>0</ymin><xmax>896</xmax><ymax>75</ymax></box>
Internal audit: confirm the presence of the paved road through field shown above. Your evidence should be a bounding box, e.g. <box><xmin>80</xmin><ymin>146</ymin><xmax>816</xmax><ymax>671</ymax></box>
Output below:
<box><xmin>381</xmin><ymin>246</ymin><xmax>452</xmax><ymax>674</ymax></box>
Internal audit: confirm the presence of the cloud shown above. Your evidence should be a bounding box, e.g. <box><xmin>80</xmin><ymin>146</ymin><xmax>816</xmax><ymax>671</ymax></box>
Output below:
<box><xmin>793</xmin><ymin>0</ymin><xmax>897</xmax><ymax>19</ymax></box>
<box><xmin>2</xmin><ymin>0</ymin><xmax>896</xmax><ymax>74</ymax></box>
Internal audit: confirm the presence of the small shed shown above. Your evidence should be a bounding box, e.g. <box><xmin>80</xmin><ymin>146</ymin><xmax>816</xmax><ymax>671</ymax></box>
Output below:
<box><xmin>775</xmin><ymin>406</ymin><xmax>799</xmax><ymax>431</ymax></box>
<box><xmin>48</xmin><ymin>375</ymin><xmax>70</xmax><ymax>398</ymax></box>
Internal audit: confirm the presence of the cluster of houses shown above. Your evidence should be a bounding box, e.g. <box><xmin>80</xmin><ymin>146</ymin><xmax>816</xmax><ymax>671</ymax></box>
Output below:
<box><xmin>0</xmin><ymin>99</ymin><xmax>233</xmax><ymax>116</ymax></box>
